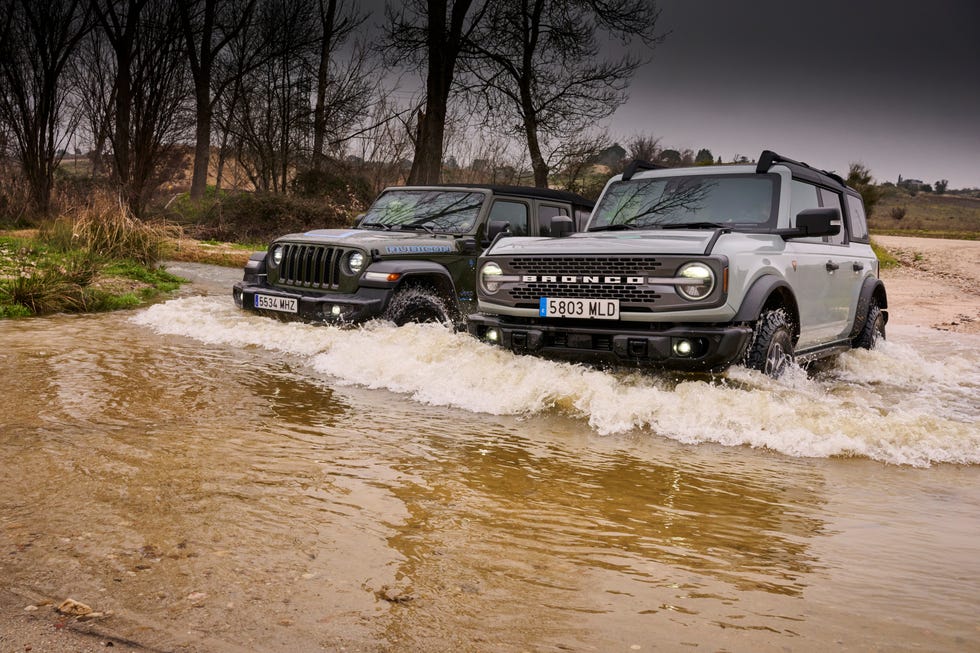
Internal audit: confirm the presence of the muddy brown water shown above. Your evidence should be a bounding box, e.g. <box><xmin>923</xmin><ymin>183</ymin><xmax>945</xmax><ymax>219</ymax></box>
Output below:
<box><xmin>2</xmin><ymin>263</ymin><xmax>979</xmax><ymax>652</ymax></box>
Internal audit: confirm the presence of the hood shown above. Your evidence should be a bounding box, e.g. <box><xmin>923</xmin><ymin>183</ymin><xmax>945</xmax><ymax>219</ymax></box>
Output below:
<box><xmin>488</xmin><ymin>230</ymin><xmax>718</xmax><ymax>257</ymax></box>
<box><xmin>276</xmin><ymin>228</ymin><xmax>461</xmax><ymax>254</ymax></box>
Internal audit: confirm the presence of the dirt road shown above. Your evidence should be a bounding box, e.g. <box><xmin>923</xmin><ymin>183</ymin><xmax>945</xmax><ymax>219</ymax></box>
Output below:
<box><xmin>875</xmin><ymin>235</ymin><xmax>980</xmax><ymax>334</ymax></box>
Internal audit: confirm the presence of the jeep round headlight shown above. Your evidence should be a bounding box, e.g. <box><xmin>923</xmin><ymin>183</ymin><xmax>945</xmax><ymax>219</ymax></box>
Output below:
<box><xmin>480</xmin><ymin>262</ymin><xmax>504</xmax><ymax>294</ymax></box>
<box><xmin>270</xmin><ymin>245</ymin><xmax>283</xmax><ymax>266</ymax></box>
<box><xmin>676</xmin><ymin>262</ymin><xmax>715</xmax><ymax>300</ymax></box>
<box><xmin>348</xmin><ymin>251</ymin><xmax>365</xmax><ymax>274</ymax></box>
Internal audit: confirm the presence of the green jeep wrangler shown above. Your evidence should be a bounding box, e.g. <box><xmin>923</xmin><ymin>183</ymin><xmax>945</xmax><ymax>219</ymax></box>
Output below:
<box><xmin>233</xmin><ymin>185</ymin><xmax>592</xmax><ymax>327</ymax></box>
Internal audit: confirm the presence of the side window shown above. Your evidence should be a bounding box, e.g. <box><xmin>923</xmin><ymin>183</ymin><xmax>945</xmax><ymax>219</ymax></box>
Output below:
<box><xmin>817</xmin><ymin>188</ymin><xmax>846</xmax><ymax>245</ymax></box>
<box><xmin>489</xmin><ymin>200</ymin><xmax>529</xmax><ymax>236</ymax></box>
<box><xmin>538</xmin><ymin>204</ymin><xmax>569</xmax><ymax>236</ymax></box>
<box><xmin>790</xmin><ymin>180</ymin><xmax>844</xmax><ymax>245</ymax></box>
<box><xmin>846</xmin><ymin>194</ymin><xmax>869</xmax><ymax>242</ymax></box>
<box><xmin>790</xmin><ymin>180</ymin><xmax>820</xmax><ymax>220</ymax></box>
<box><xmin>575</xmin><ymin>207</ymin><xmax>591</xmax><ymax>231</ymax></box>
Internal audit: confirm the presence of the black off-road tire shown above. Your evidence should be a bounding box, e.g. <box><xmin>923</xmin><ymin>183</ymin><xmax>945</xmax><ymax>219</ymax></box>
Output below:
<box><xmin>383</xmin><ymin>287</ymin><xmax>453</xmax><ymax>326</ymax></box>
<box><xmin>744</xmin><ymin>308</ymin><xmax>795</xmax><ymax>377</ymax></box>
<box><xmin>853</xmin><ymin>302</ymin><xmax>885</xmax><ymax>350</ymax></box>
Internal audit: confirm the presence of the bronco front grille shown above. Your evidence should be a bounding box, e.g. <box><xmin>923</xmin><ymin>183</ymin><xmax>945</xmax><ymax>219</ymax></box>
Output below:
<box><xmin>275</xmin><ymin>244</ymin><xmax>343</xmax><ymax>289</ymax></box>
<box><xmin>508</xmin><ymin>256</ymin><xmax>663</xmax><ymax>276</ymax></box>
<box><xmin>510</xmin><ymin>283</ymin><xmax>661</xmax><ymax>304</ymax></box>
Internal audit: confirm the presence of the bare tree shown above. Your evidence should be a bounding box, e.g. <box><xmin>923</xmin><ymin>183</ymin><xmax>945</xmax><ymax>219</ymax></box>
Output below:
<box><xmin>626</xmin><ymin>134</ymin><xmax>662</xmax><ymax>163</ymax></box>
<box><xmin>0</xmin><ymin>0</ymin><xmax>91</xmax><ymax>216</ymax></box>
<box><xmin>90</xmin><ymin>0</ymin><xmax>192</xmax><ymax>215</ymax></box>
<box><xmin>310</xmin><ymin>0</ymin><xmax>366</xmax><ymax>170</ymax></box>
<box><xmin>227</xmin><ymin>0</ymin><xmax>317</xmax><ymax>192</ymax></box>
<box><xmin>175</xmin><ymin>0</ymin><xmax>257</xmax><ymax>200</ymax></box>
<box><xmin>384</xmin><ymin>0</ymin><xmax>490</xmax><ymax>185</ymax></box>
<box><xmin>466</xmin><ymin>0</ymin><xmax>665</xmax><ymax>187</ymax></box>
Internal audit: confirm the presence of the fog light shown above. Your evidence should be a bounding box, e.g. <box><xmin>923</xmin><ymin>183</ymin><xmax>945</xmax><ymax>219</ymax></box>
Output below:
<box><xmin>672</xmin><ymin>339</ymin><xmax>693</xmax><ymax>357</ymax></box>
<box><xmin>331</xmin><ymin>305</ymin><xmax>342</xmax><ymax>316</ymax></box>
<box><xmin>486</xmin><ymin>328</ymin><xmax>500</xmax><ymax>343</ymax></box>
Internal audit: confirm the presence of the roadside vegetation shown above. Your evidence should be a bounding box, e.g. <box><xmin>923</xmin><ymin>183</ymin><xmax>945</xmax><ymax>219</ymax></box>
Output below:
<box><xmin>0</xmin><ymin>196</ymin><xmax>183</xmax><ymax>318</ymax></box>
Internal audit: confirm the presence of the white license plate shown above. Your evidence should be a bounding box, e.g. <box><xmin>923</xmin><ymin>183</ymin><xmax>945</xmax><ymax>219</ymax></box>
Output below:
<box><xmin>254</xmin><ymin>294</ymin><xmax>298</xmax><ymax>313</ymax></box>
<box><xmin>539</xmin><ymin>297</ymin><xmax>620</xmax><ymax>320</ymax></box>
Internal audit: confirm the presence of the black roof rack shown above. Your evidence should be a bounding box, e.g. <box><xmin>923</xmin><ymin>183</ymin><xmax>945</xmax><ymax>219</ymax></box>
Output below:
<box><xmin>622</xmin><ymin>159</ymin><xmax>666</xmax><ymax>181</ymax></box>
<box><xmin>756</xmin><ymin>150</ymin><xmax>846</xmax><ymax>187</ymax></box>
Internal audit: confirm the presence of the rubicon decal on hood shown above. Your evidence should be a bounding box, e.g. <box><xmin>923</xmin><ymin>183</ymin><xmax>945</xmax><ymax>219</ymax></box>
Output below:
<box><xmin>386</xmin><ymin>245</ymin><xmax>452</xmax><ymax>254</ymax></box>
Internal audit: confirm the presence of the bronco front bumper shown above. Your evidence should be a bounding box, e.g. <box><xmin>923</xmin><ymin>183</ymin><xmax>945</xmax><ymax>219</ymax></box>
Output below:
<box><xmin>233</xmin><ymin>281</ymin><xmax>390</xmax><ymax>324</ymax></box>
<box><xmin>467</xmin><ymin>314</ymin><xmax>754</xmax><ymax>371</ymax></box>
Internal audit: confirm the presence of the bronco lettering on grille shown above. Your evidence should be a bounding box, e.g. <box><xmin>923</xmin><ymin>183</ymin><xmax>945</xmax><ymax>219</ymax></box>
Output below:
<box><xmin>521</xmin><ymin>275</ymin><xmax>645</xmax><ymax>284</ymax></box>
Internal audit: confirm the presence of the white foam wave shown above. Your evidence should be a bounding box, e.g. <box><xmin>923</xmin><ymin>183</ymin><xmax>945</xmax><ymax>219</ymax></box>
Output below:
<box><xmin>133</xmin><ymin>297</ymin><xmax>980</xmax><ymax>467</ymax></box>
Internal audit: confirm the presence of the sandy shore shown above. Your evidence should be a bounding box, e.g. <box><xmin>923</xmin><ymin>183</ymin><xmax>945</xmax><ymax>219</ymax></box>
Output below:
<box><xmin>875</xmin><ymin>235</ymin><xmax>980</xmax><ymax>334</ymax></box>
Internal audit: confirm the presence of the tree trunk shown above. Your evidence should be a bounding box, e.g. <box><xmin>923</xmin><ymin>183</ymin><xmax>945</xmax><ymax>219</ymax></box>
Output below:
<box><xmin>311</xmin><ymin>0</ymin><xmax>337</xmax><ymax>171</ymax></box>
<box><xmin>190</xmin><ymin>78</ymin><xmax>211</xmax><ymax>199</ymax></box>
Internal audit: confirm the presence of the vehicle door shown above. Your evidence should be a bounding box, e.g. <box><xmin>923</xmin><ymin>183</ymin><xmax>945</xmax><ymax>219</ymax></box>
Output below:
<box><xmin>455</xmin><ymin>197</ymin><xmax>534</xmax><ymax>308</ymax></box>
<box><xmin>784</xmin><ymin>180</ymin><xmax>853</xmax><ymax>346</ymax></box>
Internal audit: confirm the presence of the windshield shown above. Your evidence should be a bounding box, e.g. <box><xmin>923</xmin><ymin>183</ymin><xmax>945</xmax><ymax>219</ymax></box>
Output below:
<box><xmin>360</xmin><ymin>190</ymin><xmax>487</xmax><ymax>234</ymax></box>
<box><xmin>589</xmin><ymin>174</ymin><xmax>778</xmax><ymax>230</ymax></box>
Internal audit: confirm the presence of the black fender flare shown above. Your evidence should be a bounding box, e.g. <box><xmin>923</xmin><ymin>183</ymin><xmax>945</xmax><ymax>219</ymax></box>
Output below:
<box><xmin>361</xmin><ymin>260</ymin><xmax>458</xmax><ymax>304</ymax></box>
<box><xmin>732</xmin><ymin>275</ymin><xmax>800</xmax><ymax>337</ymax></box>
<box><xmin>848</xmin><ymin>277</ymin><xmax>889</xmax><ymax>338</ymax></box>
<box><xmin>243</xmin><ymin>250</ymin><xmax>267</xmax><ymax>282</ymax></box>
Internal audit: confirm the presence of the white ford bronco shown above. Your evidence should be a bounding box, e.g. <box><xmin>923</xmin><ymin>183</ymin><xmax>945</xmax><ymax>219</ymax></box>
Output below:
<box><xmin>467</xmin><ymin>151</ymin><xmax>888</xmax><ymax>376</ymax></box>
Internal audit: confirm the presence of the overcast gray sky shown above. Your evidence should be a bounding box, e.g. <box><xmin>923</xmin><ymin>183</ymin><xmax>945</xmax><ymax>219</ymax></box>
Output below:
<box><xmin>368</xmin><ymin>0</ymin><xmax>979</xmax><ymax>188</ymax></box>
<box><xmin>609</xmin><ymin>0</ymin><xmax>980</xmax><ymax>188</ymax></box>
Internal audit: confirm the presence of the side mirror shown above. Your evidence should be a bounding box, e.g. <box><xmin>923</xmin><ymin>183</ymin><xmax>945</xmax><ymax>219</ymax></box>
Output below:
<box><xmin>486</xmin><ymin>220</ymin><xmax>511</xmax><ymax>244</ymax></box>
<box><xmin>550</xmin><ymin>215</ymin><xmax>574</xmax><ymax>238</ymax></box>
<box><xmin>780</xmin><ymin>208</ymin><xmax>841</xmax><ymax>240</ymax></box>
<box><xmin>353</xmin><ymin>213</ymin><xmax>366</xmax><ymax>227</ymax></box>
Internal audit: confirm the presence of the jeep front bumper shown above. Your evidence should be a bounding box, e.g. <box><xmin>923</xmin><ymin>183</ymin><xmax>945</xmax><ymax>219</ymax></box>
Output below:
<box><xmin>233</xmin><ymin>281</ymin><xmax>391</xmax><ymax>324</ymax></box>
<box><xmin>467</xmin><ymin>314</ymin><xmax>754</xmax><ymax>371</ymax></box>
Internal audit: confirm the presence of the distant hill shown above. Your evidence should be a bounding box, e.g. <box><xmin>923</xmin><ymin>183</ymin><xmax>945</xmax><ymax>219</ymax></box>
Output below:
<box><xmin>869</xmin><ymin>188</ymin><xmax>980</xmax><ymax>240</ymax></box>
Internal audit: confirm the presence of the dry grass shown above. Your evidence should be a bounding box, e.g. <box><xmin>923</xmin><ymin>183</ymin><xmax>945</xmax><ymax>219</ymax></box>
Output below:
<box><xmin>869</xmin><ymin>190</ymin><xmax>980</xmax><ymax>240</ymax></box>
<box><xmin>41</xmin><ymin>193</ymin><xmax>180</xmax><ymax>265</ymax></box>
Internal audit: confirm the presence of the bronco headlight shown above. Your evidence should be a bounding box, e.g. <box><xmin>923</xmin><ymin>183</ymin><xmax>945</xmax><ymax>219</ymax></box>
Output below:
<box><xmin>480</xmin><ymin>262</ymin><xmax>504</xmax><ymax>294</ymax></box>
<box><xmin>347</xmin><ymin>251</ymin><xmax>365</xmax><ymax>274</ymax></box>
<box><xmin>270</xmin><ymin>245</ymin><xmax>283</xmax><ymax>266</ymax></box>
<box><xmin>676</xmin><ymin>262</ymin><xmax>715</xmax><ymax>301</ymax></box>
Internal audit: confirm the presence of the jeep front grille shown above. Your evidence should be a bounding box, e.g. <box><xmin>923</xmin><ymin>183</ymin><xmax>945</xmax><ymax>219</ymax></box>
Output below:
<box><xmin>275</xmin><ymin>244</ymin><xmax>343</xmax><ymax>289</ymax></box>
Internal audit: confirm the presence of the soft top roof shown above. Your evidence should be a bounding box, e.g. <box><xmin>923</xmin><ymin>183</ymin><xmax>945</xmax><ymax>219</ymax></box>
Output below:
<box><xmin>383</xmin><ymin>184</ymin><xmax>594</xmax><ymax>208</ymax></box>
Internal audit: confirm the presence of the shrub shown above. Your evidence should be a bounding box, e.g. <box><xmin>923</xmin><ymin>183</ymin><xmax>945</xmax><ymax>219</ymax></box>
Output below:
<box><xmin>40</xmin><ymin>193</ymin><xmax>177</xmax><ymax>265</ymax></box>
<box><xmin>291</xmin><ymin>167</ymin><xmax>373</xmax><ymax>205</ymax></box>
<box><xmin>890</xmin><ymin>206</ymin><xmax>907</xmax><ymax>220</ymax></box>
<box><xmin>186</xmin><ymin>191</ymin><xmax>362</xmax><ymax>244</ymax></box>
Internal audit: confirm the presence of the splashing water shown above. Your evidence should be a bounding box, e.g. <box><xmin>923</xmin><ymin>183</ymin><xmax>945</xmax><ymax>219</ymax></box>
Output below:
<box><xmin>133</xmin><ymin>296</ymin><xmax>980</xmax><ymax>467</ymax></box>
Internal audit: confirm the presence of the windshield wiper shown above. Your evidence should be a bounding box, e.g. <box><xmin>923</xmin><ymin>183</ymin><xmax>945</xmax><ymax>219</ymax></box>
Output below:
<box><xmin>397</xmin><ymin>222</ymin><xmax>436</xmax><ymax>234</ymax></box>
<box><xmin>659</xmin><ymin>222</ymin><xmax>730</xmax><ymax>230</ymax></box>
<box><xmin>360</xmin><ymin>222</ymin><xmax>392</xmax><ymax>231</ymax></box>
<box><xmin>588</xmin><ymin>223</ymin><xmax>639</xmax><ymax>232</ymax></box>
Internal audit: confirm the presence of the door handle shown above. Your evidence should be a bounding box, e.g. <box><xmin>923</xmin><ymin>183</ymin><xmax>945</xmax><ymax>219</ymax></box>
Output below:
<box><xmin>852</xmin><ymin>262</ymin><xmax>864</xmax><ymax>271</ymax></box>
<box><xmin>826</xmin><ymin>261</ymin><xmax>840</xmax><ymax>272</ymax></box>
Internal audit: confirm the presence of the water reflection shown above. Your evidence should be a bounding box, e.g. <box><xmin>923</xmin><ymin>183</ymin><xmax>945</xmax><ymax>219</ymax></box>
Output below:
<box><xmin>376</xmin><ymin>429</ymin><xmax>825</xmax><ymax>649</ymax></box>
